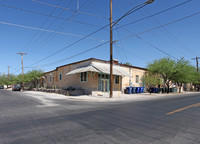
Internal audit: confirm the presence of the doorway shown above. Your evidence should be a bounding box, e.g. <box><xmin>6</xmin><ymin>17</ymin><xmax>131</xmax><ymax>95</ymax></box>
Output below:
<box><xmin>101</xmin><ymin>79</ymin><xmax>109</xmax><ymax>92</ymax></box>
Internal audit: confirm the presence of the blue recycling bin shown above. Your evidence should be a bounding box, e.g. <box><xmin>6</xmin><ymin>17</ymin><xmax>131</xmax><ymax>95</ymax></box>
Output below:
<box><xmin>140</xmin><ymin>87</ymin><xmax>144</xmax><ymax>93</ymax></box>
<box><xmin>126</xmin><ymin>87</ymin><xmax>132</xmax><ymax>94</ymax></box>
<box><xmin>132</xmin><ymin>87</ymin><xmax>136</xmax><ymax>94</ymax></box>
<box><xmin>136</xmin><ymin>87</ymin><xmax>140</xmax><ymax>93</ymax></box>
<box><xmin>138</xmin><ymin>87</ymin><xmax>141</xmax><ymax>93</ymax></box>
<box><xmin>150</xmin><ymin>88</ymin><xmax>154</xmax><ymax>93</ymax></box>
<box><xmin>155</xmin><ymin>88</ymin><xmax>158</xmax><ymax>93</ymax></box>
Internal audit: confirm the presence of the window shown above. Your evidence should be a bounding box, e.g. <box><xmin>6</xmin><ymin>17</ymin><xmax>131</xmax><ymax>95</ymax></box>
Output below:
<box><xmin>59</xmin><ymin>73</ymin><xmax>62</xmax><ymax>81</ymax></box>
<box><xmin>115</xmin><ymin>75</ymin><xmax>119</xmax><ymax>84</ymax></box>
<box><xmin>80</xmin><ymin>72</ymin><xmax>87</xmax><ymax>82</ymax></box>
<box><xmin>50</xmin><ymin>76</ymin><xmax>52</xmax><ymax>82</ymax></box>
<box><xmin>136</xmin><ymin>75</ymin><xmax>139</xmax><ymax>83</ymax></box>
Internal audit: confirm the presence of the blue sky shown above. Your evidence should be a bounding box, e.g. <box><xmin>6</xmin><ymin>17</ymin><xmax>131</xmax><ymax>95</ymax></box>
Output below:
<box><xmin>0</xmin><ymin>0</ymin><xmax>199</xmax><ymax>75</ymax></box>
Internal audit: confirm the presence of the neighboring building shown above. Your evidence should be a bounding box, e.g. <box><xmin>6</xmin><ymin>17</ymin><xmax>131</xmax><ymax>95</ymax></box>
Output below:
<box><xmin>43</xmin><ymin>58</ymin><xmax>147</xmax><ymax>96</ymax></box>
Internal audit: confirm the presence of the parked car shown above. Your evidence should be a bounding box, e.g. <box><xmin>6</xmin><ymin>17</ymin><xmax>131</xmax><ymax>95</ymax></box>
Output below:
<box><xmin>12</xmin><ymin>85</ymin><xmax>21</xmax><ymax>91</ymax></box>
<box><xmin>0</xmin><ymin>85</ymin><xmax>4</xmax><ymax>89</ymax></box>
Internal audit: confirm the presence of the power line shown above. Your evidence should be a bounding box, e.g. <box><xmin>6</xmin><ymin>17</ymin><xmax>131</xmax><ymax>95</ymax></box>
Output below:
<box><xmin>0</xmin><ymin>21</ymin><xmax>104</xmax><ymax>42</ymax></box>
<box><xmin>116</xmin><ymin>0</ymin><xmax>192</xmax><ymax>30</ymax></box>
<box><xmin>114</xmin><ymin>0</ymin><xmax>194</xmax><ymax>59</ymax></box>
<box><xmin>36</xmin><ymin>41</ymin><xmax>110</xmax><ymax>67</ymax></box>
<box><xmin>25</xmin><ymin>0</ymin><xmax>78</xmax><ymax>53</ymax></box>
<box><xmin>137</xmin><ymin>36</ymin><xmax>178</xmax><ymax>60</ymax></box>
<box><xmin>123</xmin><ymin>0</ymin><xmax>193</xmax><ymax>58</ymax></box>
<box><xmin>0</xmin><ymin>3</ymin><xmax>102</xmax><ymax>28</ymax></box>
<box><xmin>10</xmin><ymin>64</ymin><xmax>21</xmax><ymax>72</ymax></box>
<box><xmin>28</xmin><ymin>0</ymin><xmax>94</xmax><ymax>57</ymax></box>
<box><xmin>115</xmin><ymin>43</ymin><xmax>147</xmax><ymax>62</ymax></box>
<box><xmin>116</xmin><ymin>27</ymin><xmax>128</xmax><ymax>62</ymax></box>
<box><xmin>32</xmin><ymin>0</ymin><xmax>109</xmax><ymax>19</ymax></box>
<box><xmin>122</xmin><ymin>11</ymin><xmax>200</xmax><ymax>41</ymax></box>
<box><xmin>30</xmin><ymin>0</ymin><xmax>152</xmax><ymax>66</ymax></box>
<box><xmin>20</xmin><ymin>0</ymin><xmax>64</xmax><ymax>52</ymax></box>
<box><xmin>26</xmin><ymin>0</ymin><xmax>88</xmax><ymax>54</ymax></box>
<box><xmin>118</xmin><ymin>25</ymin><xmax>178</xmax><ymax>60</ymax></box>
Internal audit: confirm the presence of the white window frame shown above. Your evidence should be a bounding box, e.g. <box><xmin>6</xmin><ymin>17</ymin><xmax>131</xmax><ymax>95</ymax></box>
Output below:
<box><xmin>59</xmin><ymin>73</ymin><xmax>62</xmax><ymax>81</ymax></box>
<box><xmin>50</xmin><ymin>76</ymin><xmax>52</xmax><ymax>82</ymax></box>
<box><xmin>80</xmin><ymin>72</ymin><xmax>88</xmax><ymax>82</ymax></box>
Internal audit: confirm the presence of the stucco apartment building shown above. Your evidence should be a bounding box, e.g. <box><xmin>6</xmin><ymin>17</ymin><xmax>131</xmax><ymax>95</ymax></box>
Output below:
<box><xmin>44</xmin><ymin>58</ymin><xmax>147</xmax><ymax>96</ymax></box>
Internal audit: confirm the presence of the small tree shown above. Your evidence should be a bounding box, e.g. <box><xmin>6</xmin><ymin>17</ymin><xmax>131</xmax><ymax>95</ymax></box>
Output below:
<box><xmin>142</xmin><ymin>72</ymin><xmax>161</xmax><ymax>94</ymax></box>
<box><xmin>147</xmin><ymin>57</ymin><xmax>176</xmax><ymax>93</ymax></box>
<box><xmin>25</xmin><ymin>70</ymin><xmax>43</xmax><ymax>88</ymax></box>
<box><xmin>172</xmin><ymin>58</ymin><xmax>197</xmax><ymax>92</ymax></box>
<box><xmin>0</xmin><ymin>74</ymin><xmax>8</xmax><ymax>86</ymax></box>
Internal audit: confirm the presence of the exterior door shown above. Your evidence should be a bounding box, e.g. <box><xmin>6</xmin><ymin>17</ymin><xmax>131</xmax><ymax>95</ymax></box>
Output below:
<box><xmin>101</xmin><ymin>79</ymin><xmax>109</xmax><ymax>92</ymax></box>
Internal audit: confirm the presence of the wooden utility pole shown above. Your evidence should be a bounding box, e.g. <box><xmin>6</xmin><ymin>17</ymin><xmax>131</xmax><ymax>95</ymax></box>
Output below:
<box><xmin>7</xmin><ymin>66</ymin><xmax>11</xmax><ymax>80</ymax></box>
<box><xmin>192</xmin><ymin>57</ymin><xmax>200</xmax><ymax>72</ymax></box>
<box><xmin>110</xmin><ymin>0</ymin><xmax>113</xmax><ymax>98</ymax></box>
<box><xmin>17</xmin><ymin>52</ymin><xmax>27</xmax><ymax>89</ymax></box>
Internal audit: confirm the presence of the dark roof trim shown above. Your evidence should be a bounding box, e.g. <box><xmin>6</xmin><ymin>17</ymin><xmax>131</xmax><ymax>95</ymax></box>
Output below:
<box><xmin>44</xmin><ymin>69</ymin><xmax>56</xmax><ymax>74</ymax></box>
<box><xmin>45</xmin><ymin>58</ymin><xmax>147</xmax><ymax>73</ymax></box>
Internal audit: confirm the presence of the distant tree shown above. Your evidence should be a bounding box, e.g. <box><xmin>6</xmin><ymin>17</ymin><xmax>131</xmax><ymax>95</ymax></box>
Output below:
<box><xmin>124</xmin><ymin>62</ymin><xmax>132</xmax><ymax>66</ymax></box>
<box><xmin>172</xmin><ymin>58</ymin><xmax>197</xmax><ymax>92</ymax></box>
<box><xmin>142</xmin><ymin>72</ymin><xmax>161</xmax><ymax>94</ymax></box>
<box><xmin>147</xmin><ymin>57</ymin><xmax>176</xmax><ymax>93</ymax></box>
<box><xmin>0</xmin><ymin>74</ymin><xmax>8</xmax><ymax>85</ymax></box>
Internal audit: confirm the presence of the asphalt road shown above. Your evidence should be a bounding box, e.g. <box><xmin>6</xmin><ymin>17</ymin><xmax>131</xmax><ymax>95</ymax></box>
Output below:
<box><xmin>0</xmin><ymin>90</ymin><xmax>200</xmax><ymax>144</ymax></box>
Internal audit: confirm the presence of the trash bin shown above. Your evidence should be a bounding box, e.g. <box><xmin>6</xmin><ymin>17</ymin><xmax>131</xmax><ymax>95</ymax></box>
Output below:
<box><xmin>158</xmin><ymin>88</ymin><xmax>161</xmax><ymax>93</ymax></box>
<box><xmin>140</xmin><ymin>87</ymin><xmax>144</xmax><ymax>93</ymax></box>
<box><xmin>138</xmin><ymin>87</ymin><xmax>141</xmax><ymax>93</ymax></box>
<box><xmin>155</xmin><ymin>88</ymin><xmax>158</xmax><ymax>93</ymax></box>
<box><xmin>136</xmin><ymin>87</ymin><xmax>140</xmax><ymax>93</ymax></box>
<box><xmin>132</xmin><ymin>87</ymin><xmax>136</xmax><ymax>94</ymax></box>
<box><xmin>172</xmin><ymin>88</ymin><xmax>177</xmax><ymax>92</ymax></box>
<box><xmin>150</xmin><ymin>88</ymin><xmax>154</xmax><ymax>93</ymax></box>
<box><xmin>126</xmin><ymin>87</ymin><xmax>132</xmax><ymax>94</ymax></box>
<box><xmin>162</xmin><ymin>88</ymin><xmax>165</xmax><ymax>93</ymax></box>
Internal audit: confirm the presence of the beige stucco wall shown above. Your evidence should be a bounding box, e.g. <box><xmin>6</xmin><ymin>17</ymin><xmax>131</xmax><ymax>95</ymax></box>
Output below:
<box><xmin>44</xmin><ymin>59</ymin><xmax>147</xmax><ymax>95</ymax></box>
<box><xmin>44</xmin><ymin>71</ymin><xmax>56</xmax><ymax>88</ymax></box>
<box><xmin>44</xmin><ymin>60</ymin><xmax>99</xmax><ymax>94</ymax></box>
<box><xmin>121</xmin><ymin>66</ymin><xmax>146</xmax><ymax>90</ymax></box>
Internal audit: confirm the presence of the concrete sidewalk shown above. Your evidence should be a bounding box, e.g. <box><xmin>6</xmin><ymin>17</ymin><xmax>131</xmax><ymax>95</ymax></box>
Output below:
<box><xmin>9</xmin><ymin>88</ymin><xmax>200</xmax><ymax>103</ymax></box>
<box><xmin>62</xmin><ymin>91</ymin><xmax>200</xmax><ymax>102</ymax></box>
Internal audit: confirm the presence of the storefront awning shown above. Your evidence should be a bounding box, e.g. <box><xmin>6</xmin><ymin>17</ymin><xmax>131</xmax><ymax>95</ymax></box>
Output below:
<box><xmin>66</xmin><ymin>63</ymin><xmax>131</xmax><ymax>77</ymax></box>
